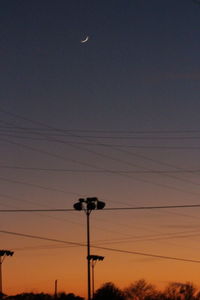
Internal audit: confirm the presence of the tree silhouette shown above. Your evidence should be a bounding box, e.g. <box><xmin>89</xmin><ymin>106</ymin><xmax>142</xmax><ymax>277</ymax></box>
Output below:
<box><xmin>125</xmin><ymin>279</ymin><xmax>157</xmax><ymax>300</ymax></box>
<box><xmin>93</xmin><ymin>282</ymin><xmax>125</xmax><ymax>300</ymax></box>
<box><xmin>5</xmin><ymin>293</ymin><xmax>52</xmax><ymax>300</ymax></box>
<box><xmin>5</xmin><ymin>292</ymin><xmax>84</xmax><ymax>300</ymax></box>
<box><xmin>164</xmin><ymin>282</ymin><xmax>196</xmax><ymax>300</ymax></box>
<box><xmin>57</xmin><ymin>292</ymin><xmax>84</xmax><ymax>300</ymax></box>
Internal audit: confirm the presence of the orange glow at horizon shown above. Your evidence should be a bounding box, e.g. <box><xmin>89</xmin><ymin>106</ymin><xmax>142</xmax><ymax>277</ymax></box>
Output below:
<box><xmin>2</xmin><ymin>204</ymin><xmax>200</xmax><ymax>298</ymax></box>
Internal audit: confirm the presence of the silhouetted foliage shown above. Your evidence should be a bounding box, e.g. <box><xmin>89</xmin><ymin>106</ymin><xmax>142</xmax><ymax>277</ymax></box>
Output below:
<box><xmin>93</xmin><ymin>282</ymin><xmax>125</xmax><ymax>300</ymax></box>
<box><xmin>164</xmin><ymin>282</ymin><xmax>196</xmax><ymax>300</ymax></box>
<box><xmin>57</xmin><ymin>292</ymin><xmax>84</xmax><ymax>300</ymax></box>
<box><xmin>5</xmin><ymin>293</ymin><xmax>51</xmax><ymax>300</ymax></box>
<box><xmin>5</xmin><ymin>280</ymin><xmax>200</xmax><ymax>300</ymax></box>
<box><xmin>5</xmin><ymin>292</ymin><xmax>84</xmax><ymax>300</ymax></box>
<box><xmin>125</xmin><ymin>279</ymin><xmax>157</xmax><ymax>300</ymax></box>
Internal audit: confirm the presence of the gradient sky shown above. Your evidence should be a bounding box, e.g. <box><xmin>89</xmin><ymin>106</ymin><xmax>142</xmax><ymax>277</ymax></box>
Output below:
<box><xmin>1</xmin><ymin>0</ymin><xmax>200</xmax><ymax>297</ymax></box>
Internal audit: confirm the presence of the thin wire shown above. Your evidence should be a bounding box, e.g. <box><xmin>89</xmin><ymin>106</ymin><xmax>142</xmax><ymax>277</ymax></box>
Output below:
<box><xmin>2</xmin><ymin>123</ymin><xmax>200</xmax><ymax>192</ymax></box>
<box><xmin>0</xmin><ymin>204</ymin><xmax>200</xmax><ymax>212</ymax></box>
<box><xmin>94</xmin><ymin>230</ymin><xmax>200</xmax><ymax>246</ymax></box>
<box><xmin>0</xmin><ymin>175</ymin><xmax>81</xmax><ymax>196</ymax></box>
<box><xmin>1</xmin><ymin>229</ymin><xmax>200</xmax><ymax>264</ymax></box>
<box><xmin>2</xmin><ymin>108</ymin><xmax>200</xmax><ymax>242</ymax></box>
<box><xmin>0</xmin><ymin>128</ymin><xmax>200</xmax><ymax>150</ymax></box>
<box><xmin>1</xmin><ymin>164</ymin><xmax>200</xmax><ymax>174</ymax></box>
<box><xmin>2</xmin><ymin>109</ymin><xmax>200</xmax><ymax>199</ymax></box>
<box><xmin>1</xmin><ymin>124</ymin><xmax>200</xmax><ymax>139</ymax></box>
<box><xmin>0</xmin><ymin>208</ymin><xmax>74</xmax><ymax>212</ymax></box>
<box><xmin>104</xmin><ymin>204</ymin><xmax>200</xmax><ymax>210</ymax></box>
<box><xmin>2</xmin><ymin>112</ymin><xmax>200</xmax><ymax>253</ymax></box>
<box><xmin>3</xmin><ymin>130</ymin><xmax>200</xmax><ymax>199</ymax></box>
<box><xmin>2</xmin><ymin>124</ymin><xmax>200</xmax><ymax>134</ymax></box>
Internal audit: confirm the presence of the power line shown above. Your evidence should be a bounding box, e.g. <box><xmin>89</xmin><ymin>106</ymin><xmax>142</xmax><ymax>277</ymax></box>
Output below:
<box><xmin>2</xmin><ymin>110</ymin><xmax>200</xmax><ymax>254</ymax></box>
<box><xmin>0</xmin><ymin>208</ymin><xmax>74</xmax><ymax>212</ymax></box>
<box><xmin>2</xmin><ymin>203</ymin><xmax>199</xmax><ymax>251</ymax></box>
<box><xmin>13</xmin><ymin>243</ymin><xmax>77</xmax><ymax>252</ymax></box>
<box><xmin>0</xmin><ymin>175</ymin><xmax>81</xmax><ymax>196</ymax></box>
<box><xmin>3</xmin><ymin>131</ymin><xmax>200</xmax><ymax>199</ymax></box>
<box><xmin>104</xmin><ymin>204</ymin><xmax>200</xmax><ymax>210</ymax></box>
<box><xmin>10</xmin><ymin>228</ymin><xmax>200</xmax><ymax>251</ymax></box>
<box><xmin>1</xmin><ymin>229</ymin><xmax>200</xmax><ymax>264</ymax></box>
<box><xmin>2</xmin><ymin>123</ymin><xmax>200</xmax><ymax>140</ymax></box>
<box><xmin>1</xmin><ymin>164</ymin><xmax>200</xmax><ymax>174</ymax></box>
<box><xmin>0</xmin><ymin>203</ymin><xmax>200</xmax><ymax>212</ymax></box>
<box><xmin>2</xmin><ymin>134</ymin><xmax>200</xmax><ymax>149</ymax></box>
<box><xmin>2</xmin><ymin>124</ymin><xmax>200</xmax><ymax>134</ymax></box>
<box><xmin>0</xmin><ymin>125</ymin><xmax>200</xmax><ymax>150</ymax></box>
<box><xmin>2</xmin><ymin>109</ymin><xmax>200</xmax><ymax>249</ymax></box>
<box><xmin>2</xmin><ymin>107</ymin><xmax>200</xmax><ymax>242</ymax></box>
<box><xmin>2</xmin><ymin>108</ymin><xmax>200</xmax><ymax>200</ymax></box>
<box><xmin>3</xmin><ymin>121</ymin><xmax>200</xmax><ymax>194</ymax></box>
<box><xmin>94</xmin><ymin>230</ymin><xmax>200</xmax><ymax>246</ymax></box>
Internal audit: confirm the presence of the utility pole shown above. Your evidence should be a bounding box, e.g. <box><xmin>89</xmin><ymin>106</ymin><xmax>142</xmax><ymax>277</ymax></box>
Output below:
<box><xmin>73</xmin><ymin>198</ymin><xmax>105</xmax><ymax>300</ymax></box>
<box><xmin>0</xmin><ymin>250</ymin><xmax>14</xmax><ymax>297</ymax></box>
<box><xmin>86</xmin><ymin>209</ymin><xmax>91</xmax><ymax>300</ymax></box>
<box><xmin>54</xmin><ymin>279</ymin><xmax>57</xmax><ymax>299</ymax></box>
<box><xmin>88</xmin><ymin>255</ymin><xmax>104</xmax><ymax>298</ymax></box>
<box><xmin>0</xmin><ymin>256</ymin><xmax>2</xmax><ymax>296</ymax></box>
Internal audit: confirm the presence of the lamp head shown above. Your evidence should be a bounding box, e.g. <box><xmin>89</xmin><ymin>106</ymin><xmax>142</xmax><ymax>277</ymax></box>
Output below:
<box><xmin>97</xmin><ymin>201</ymin><xmax>105</xmax><ymax>210</ymax></box>
<box><xmin>73</xmin><ymin>202</ymin><xmax>83</xmax><ymax>211</ymax></box>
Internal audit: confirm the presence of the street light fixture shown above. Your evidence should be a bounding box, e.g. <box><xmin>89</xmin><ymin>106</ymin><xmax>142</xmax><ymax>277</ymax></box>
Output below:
<box><xmin>0</xmin><ymin>250</ymin><xmax>14</xmax><ymax>297</ymax></box>
<box><xmin>73</xmin><ymin>197</ymin><xmax>105</xmax><ymax>300</ymax></box>
<box><xmin>88</xmin><ymin>255</ymin><xmax>104</xmax><ymax>298</ymax></box>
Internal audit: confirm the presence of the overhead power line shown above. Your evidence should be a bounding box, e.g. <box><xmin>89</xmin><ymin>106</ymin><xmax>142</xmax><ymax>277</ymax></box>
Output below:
<box><xmin>104</xmin><ymin>204</ymin><xmax>200</xmax><ymax>210</ymax></box>
<box><xmin>3</xmin><ymin>135</ymin><xmax>200</xmax><ymax>199</ymax></box>
<box><xmin>0</xmin><ymin>127</ymin><xmax>200</xmax><ymax>150</ymax></box>
<box><xmin>0</xmin><ymin>175</ymin><xmax>80</xmax><ymax>196</ymax></box>
<box><xmin>2</xmin><ymin>108</ymin><xmax>200</xmax><ymax>200</ymax></box>
<box><xmin>0</xmin><ymin>203</ymin><xmax>200</xmax><ymax>212</ymax></box>
<box><xmin>1</xmin><ymin>164</ymin><xmax>200</xmax><ymax>174</ymax></box>
<box><xmin>11</xmin><ymin>229</ymin><xmax>200</xmax><ymax>250</ymax></box>
<box><xmin>2</xmin><ymin>123</ymin><xmax>200</xmax><ymax>139</ymax></box>
<box><xmin>1</xmin><ymin>229</ymin><xmax>200</xmax><ymax>264</ymax></box>
<box><xmin>2</xmin><ymin>123</ymin><xmax>200</xmax><ymax>134</ymax></box>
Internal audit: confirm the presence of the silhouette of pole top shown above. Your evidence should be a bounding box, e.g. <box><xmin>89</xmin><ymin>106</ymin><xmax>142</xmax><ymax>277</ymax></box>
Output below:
<box><xmin>88</xmin><ymin>255</ymin><xmax>104</xmax><ymax>261</ymax></box>
<box><xmin>73</xmin><ymin>197</ymin><xmax>106</xmax><ymax>212</ymax></box>
<box><xmin>0</xmin><ymin>250</ymin><xmax>14</xmax><ymax>257</ymax></box>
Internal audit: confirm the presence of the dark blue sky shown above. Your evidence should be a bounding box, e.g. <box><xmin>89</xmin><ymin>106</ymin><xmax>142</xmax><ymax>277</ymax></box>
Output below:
<box><xmin>1</xmin><ymin>0</ymin><xmax>200</xmax><ymax>130</ymax></box>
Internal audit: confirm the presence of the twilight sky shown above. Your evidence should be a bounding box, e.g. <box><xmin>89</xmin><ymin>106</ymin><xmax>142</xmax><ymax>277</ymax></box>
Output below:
<box><xmin>1</xmin><ymin>0</ymin><xmax>200</xmax><ymax>297</ymax></box>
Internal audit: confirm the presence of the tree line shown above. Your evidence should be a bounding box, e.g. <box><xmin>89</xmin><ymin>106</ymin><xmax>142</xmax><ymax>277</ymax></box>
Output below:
<box><xmin>1</xmin><ymin>292</ymin><xmax>83</xmax><ymax>300</ymax></box>
<box><xmin>93</xmin><ymin>279</ymin><xmax>200</xmax><ymax>300</ymax></box>
<box><xmin>3</xmin><ymin>279</ymin><xmax>200</xmax><ymax>300</ymax></box>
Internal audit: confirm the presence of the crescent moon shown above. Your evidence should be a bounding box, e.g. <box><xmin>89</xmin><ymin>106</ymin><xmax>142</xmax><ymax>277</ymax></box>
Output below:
<box><xmin>81</xmin><ymin>36</ymin><xmax>89</xmax><ymax>43</ymax></box>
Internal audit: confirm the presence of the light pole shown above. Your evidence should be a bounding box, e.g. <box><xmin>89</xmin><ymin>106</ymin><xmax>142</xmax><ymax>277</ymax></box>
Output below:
<box><xmin>73</xmin><ymin>197</ymin><xmax>105</xmax><ymax>300</ymax></box>
<box><xmin>88</xmin><ymin>255</ymin><xmax>104</xmax><ymax>299</ymax></box>
<box><xmin>0</xmin><ymin>250</ymin><xmax>14</xmax><ymax>297</ymax></box>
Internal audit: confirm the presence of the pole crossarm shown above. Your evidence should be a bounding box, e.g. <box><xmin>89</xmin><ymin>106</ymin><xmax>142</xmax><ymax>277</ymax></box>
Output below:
<box><xmin>88</xmin><ymin>255</ymin><xmax>104</xmax><ymax>261</ymax></box>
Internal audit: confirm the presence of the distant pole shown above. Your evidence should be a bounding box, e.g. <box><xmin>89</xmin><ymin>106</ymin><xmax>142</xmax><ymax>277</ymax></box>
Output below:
<box><xmin>54</xmin><ymin>279</ymin><xmax>57</xmax><ymax>299</ymax></box>
<box><xmin>86</xmin><ymin>211</ymin><xmax>91</xmax><ymax>300</ymax></box>
<box><xmin>88</xmin><ymin>255</ymin><xmax>104</xmax><ymax>299</ymax></box>
<box><xmin>0</xmin><ymin>250</ymin><xmax>14</xmax><ymax>297</ymax></box>
<box><xmin>0</xmin><ymin>256</ymin><xmax>2</xmax><ymax>296</ymax></box>
<box><xmin>91</xmin><ymin>261</ymin><xmax>94</xmax><ymax>299</ymax></box>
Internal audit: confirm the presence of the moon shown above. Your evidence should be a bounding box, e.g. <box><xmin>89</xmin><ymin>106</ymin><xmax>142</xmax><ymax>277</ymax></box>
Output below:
<box><xmin>80</xmin><ymin>36</ymin><xmax>89</xmax><ymax>43</ymax></box>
